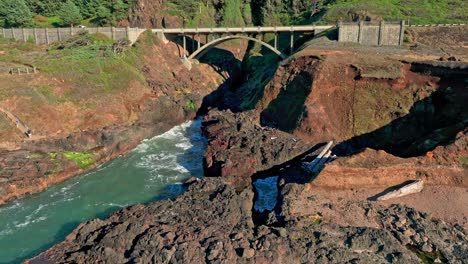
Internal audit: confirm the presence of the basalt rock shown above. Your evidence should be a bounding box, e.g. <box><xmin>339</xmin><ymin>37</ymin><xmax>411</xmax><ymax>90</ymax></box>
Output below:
<box><xmin>202</xmin><ymin>109</ymin><xmax>310</xmax><ymax>189</ymax></box>
<box><xmin>29</xmin><ymin>178</ymin><xmax>468</xmax><ymax>264</ymax></box>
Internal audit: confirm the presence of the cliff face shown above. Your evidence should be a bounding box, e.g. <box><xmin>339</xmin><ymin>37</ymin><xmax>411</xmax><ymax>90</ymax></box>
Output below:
<box><xmin>0</xmin><ymin>32</ymin><xmax>224</xmax><ymax>205</ymax></box>
<box><xmin>124</xmin><ymin>0</ymin><xmax>181</xmax><ymax>28</ymax></box>
<box><xmin>25</xmin><ymin>39</ymin><xmax>468</xmax><ymax>264</ymax></box>
<box><xmin>200</xmin><ymin>47</ymin><xmax>467</xmax><ymax>189</ymax></box>
<box><xmin>256</xmin><ymin>51</ymin><xmax>467</xmax><ymax>159</ymax></box>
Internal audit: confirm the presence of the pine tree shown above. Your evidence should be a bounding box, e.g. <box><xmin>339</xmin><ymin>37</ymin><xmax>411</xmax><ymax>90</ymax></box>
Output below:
<box><xmin>0</xmin><ymin>0</ymin><xmax>33</xmax><ymax>27</ymax></box>
<box><xmin>110</xmin><ymin>0</ymin><xmax>131</xmax><ymax>24</ymax></box>
<box><xmin>242</xmin><ymin>2</ymin><xmax>253</xmax><ymax>25</ymax></box>
<box><xmin>95</xmin><ymin>5</ymin><xmax>112</xmax><ymax>26</ymax></box>
<box><xmin>58</xmin><ymin>0</ymin><xmax>83</xmax><ymax>26</ymax></box>
<box><xmin>222</xmin><ymin>0</ymin><xmax>245</xmax><ymax>27</ymax></box>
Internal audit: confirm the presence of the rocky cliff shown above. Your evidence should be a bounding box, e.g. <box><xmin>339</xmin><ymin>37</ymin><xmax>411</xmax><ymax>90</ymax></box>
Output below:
<box><xmin>0</xmin><ymin>32</ymin><xmax>224</xmax><ymax>205</ymax></box>
<box><xmin>26</xmin><ymin>39</ymin><xmax>468</xmax><ymax>263</ymax></box>
<box><xmin>29</xmin><ymin>177</ymin><xmax>467</xmax><ymax>263</ymax></box>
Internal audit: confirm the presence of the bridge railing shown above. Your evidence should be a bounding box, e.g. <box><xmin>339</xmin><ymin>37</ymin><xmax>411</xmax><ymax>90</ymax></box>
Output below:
<box><xmin>0</xmin><ymin>27</ymin><xmax>145</xmax><ymax>45</ymax></box>
<box><xmin>152</xmin><ymin>25</ymin><xmax>334</xmax><ymax>34</ymax></box>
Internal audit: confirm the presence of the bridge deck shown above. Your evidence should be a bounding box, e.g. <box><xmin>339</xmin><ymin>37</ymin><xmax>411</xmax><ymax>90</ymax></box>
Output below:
<box><xmin>152</xmin><ymin>25</ymin><xmax>334</xmax><ymax>34</ymax></box>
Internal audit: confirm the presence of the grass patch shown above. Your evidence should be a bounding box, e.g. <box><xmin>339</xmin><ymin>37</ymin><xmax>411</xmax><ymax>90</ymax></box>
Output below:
<box><xmin>34</xmin><ymin>31</ymin><xmax>149</xmax><ymax>98</ymax></box>
<box><xmin>185</xmin><ymin>99</ymin><xmax>197</xmax><ymax>111</ymax></box>
<box><xmin>33</xmin><ymin>16</ymin><xmax>61</xmax><ymax>28</ymax></box>
<box><xmin>63</xmin><ymin>151</ymin><xmax>95</xmax><ymax>169</ymax></box>
<box><xmin>460</xmin><ymin>156</ymin><xmax>468</xmax><ymax>168</ymax></box>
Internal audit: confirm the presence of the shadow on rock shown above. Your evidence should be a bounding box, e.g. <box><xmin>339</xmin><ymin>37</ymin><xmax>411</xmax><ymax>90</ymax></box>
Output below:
<box><xmin>334</xmin><ymin>82</ymin><xmax>468</xmax><ymax>158</ymax></box>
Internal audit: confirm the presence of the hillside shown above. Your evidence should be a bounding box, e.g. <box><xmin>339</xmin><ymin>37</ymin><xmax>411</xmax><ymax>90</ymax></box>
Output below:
<box><xmin>1</xmin><ymin>0</ymin><xmax>466</xmax><ymax>29</ymax></box>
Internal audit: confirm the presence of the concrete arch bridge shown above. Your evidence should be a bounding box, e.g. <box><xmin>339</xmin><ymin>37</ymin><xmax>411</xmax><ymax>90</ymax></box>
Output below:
<box><xmin>152</xmin><ymin>26</ymin><xmax>333</xmax><ymax>70</ymax></box>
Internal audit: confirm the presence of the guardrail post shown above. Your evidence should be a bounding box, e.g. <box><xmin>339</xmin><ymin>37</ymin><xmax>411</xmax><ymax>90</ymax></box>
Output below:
<box><xmin>57</xmin><ymin>28</ymin><xmax>61</xmax><ymax>41</ymax></box>
<box><xmin>33</xmin><ymin>28</ymin><xmax>38</xmax><ymax>44</ymax></box>
<box><xmin>45</xmin><ymin>27</ymin><xmax>49</xmax><ymax>44</ymax></box>
<box><xmin>378</xmin><ymin>20</ymin><xmax>384</xmax><ymax>46</ymax></box>
<box><xmin>358</xmin><ymin>21</ymin><xmax>364</xmax><ymax>44</ymax></box>
<box><xmin>22</xmin><ymin>28</ymin><xmax>26</xmax><ymax>41</ymax></box>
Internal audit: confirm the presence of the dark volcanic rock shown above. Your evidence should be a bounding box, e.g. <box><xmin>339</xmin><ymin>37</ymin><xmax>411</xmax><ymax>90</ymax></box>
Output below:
<box><xmin>31</xmin><ymin>178</ymin><xmax>255</xmax><ymax>263</ymax></box>
<box><xmin>202</xmin><ymin>109</ymin><xmax>310</xmax><ymax>189</ymax></box>
<box><xmin>29</xmin><ymin>178</ymin><xmax>467</xmax><ymax>263</ymax></box>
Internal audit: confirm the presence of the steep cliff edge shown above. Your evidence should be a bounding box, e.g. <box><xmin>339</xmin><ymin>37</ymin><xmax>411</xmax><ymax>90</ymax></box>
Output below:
<box><xmin>0</xmin><ymin>32</ymin><xmax>224</xmax><ymax>205</ymax></box>
<box><xmin>201</xmin><ymin>47</ymin><xmax>467</xmax><ymax>190</ymax></box>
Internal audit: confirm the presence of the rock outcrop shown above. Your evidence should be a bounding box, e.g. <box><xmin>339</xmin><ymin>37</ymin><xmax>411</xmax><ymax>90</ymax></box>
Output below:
<box><xmin>202</xmin><ymin>110</ymin><xmax>310</xmax><ymax>188</ymax></box>
<box><xmin>29</xmin><ymin>177</ymin><xmax>468</xmax><ymax>263</ymax></box>
<box><xmin>0</xmin><ymin>32</ymin><xmax>223</xmax><ymax>205</ymax></box>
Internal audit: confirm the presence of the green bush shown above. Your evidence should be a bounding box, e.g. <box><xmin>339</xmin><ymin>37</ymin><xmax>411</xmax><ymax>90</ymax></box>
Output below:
<box><xmin>58</xmin><ymin>0</ymin><xmax>83</xmax><ymax>26</ymax></box>
<box><xmin>0</xmin><ymin>0</ymin><xmax>32</xmax><ymax>27</ymax></box>
<box><xmin>63</xmin><ymin>151</ymin><xmax>95</xmax><ymax>169</ymax></box>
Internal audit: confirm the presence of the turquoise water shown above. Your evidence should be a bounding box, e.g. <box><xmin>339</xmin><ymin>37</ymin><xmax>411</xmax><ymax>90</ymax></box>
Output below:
<box><xmin>0</xmin><ymin>120</ymin><xmax>206</xmax><ymax>264</ymax></box>
<box><xmin>253</xmin><ymin>176</ymin><xmax>278</xmax><ymax>212</ymax></box>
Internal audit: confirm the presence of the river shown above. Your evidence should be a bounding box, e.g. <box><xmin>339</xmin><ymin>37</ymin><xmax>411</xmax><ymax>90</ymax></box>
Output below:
<box><xmin>0</xmin><ymin>120</ymin><xmax>206</xmax><ymax>263</ymax></box>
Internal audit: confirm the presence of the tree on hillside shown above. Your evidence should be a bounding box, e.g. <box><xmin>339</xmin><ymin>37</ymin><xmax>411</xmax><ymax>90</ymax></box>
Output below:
<box><xmin>191</xmin><ymin>2</ymin><xmax>216</xmax><ymax>27</ymax></box>
<box><xmin>222</xmin><ymin>0</ymin><xmax>245</xmax><ymax>27</ymax></box>
<box><xmin>110</xmin><ymin>0</ymin><xmax>131</xmax><ymax>23</ymax></box>
<box><xmin>26</xmin><ymin>0</ymin><xmax>66</xmax><ymax>17</ymax></box>
<box><xmin>95</xmin><ymin>5</ymin><xmax>112</xmax><ymax>25</ymax></box>
<box><xmin>0</xmin><ymin>0</ymin><xmax>33</xmax><ymax>27</ymax></box>
<box><xmin>242</xmin><ymin>2</ymin><xmax>253</xmax><ymax>25</ymax></box>
<box><xmin>72</xmin><ymin>0</ymin><xmax>102</xmax><ymax>19</ymax></box>
<box><xmin>58</xmin><ymin>0</ymin><xmax>83</xmax><ymax>26</ymax></box>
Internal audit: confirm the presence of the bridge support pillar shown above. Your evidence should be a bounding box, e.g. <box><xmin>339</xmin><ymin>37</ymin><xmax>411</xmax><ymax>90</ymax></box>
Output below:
<box><xmin>183</xmin><ymin>35</ymin><xmax>187</xmax><ymax>56</ymax></box>
<box><xmin>290</xmin><ymin>31</ymin><xmax>294</xmax><ymax>54</ymax></box>
<box><xmin>191</xmin><ymin>34</ymin><xmax>195</xmax><ymax>52</ymax></box>
<box><xmin>180</xmin><ymin>56</ymin><xmax>192</xmax><ymax>70</ymax></box>
<box><xmin>156</xmin><ymin>31</ymin><xmax>169</xmax><ymax>44</ymax></box>
<box><xmin>274</xmin><ymin>32</ymin><xmax>278</xmax><ymax>49</ymax></box>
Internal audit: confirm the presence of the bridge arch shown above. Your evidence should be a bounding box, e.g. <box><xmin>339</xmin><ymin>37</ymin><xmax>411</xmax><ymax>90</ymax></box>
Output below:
<box><xmin>187</xmin><ymin>35</ymin><xmax>287</xmax><ymax>60</ymax></box>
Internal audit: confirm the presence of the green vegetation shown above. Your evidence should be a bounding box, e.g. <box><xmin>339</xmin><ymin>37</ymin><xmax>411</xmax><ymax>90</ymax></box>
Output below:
<box><xmin>460</xmin><ymin>156</ymin><xmax>468</xmax><ymax>168</ymax></box>
<box><xmin>185</xmin><ymin>100</ymin><xmax>197</xmax><ymax>111</ymax></box>
<box><xmin>1</xmin><ymin>0</ymin><xmax>133</xmax><ymax>28</ymax></box>
<box><xmin>63</xmin><ymin>151</ymin><xmax>95</xmax><ymax>169</ymax></box>
<box><xmin>352</xmin><ymin>83</ymin><xmax>414</xmax><ymax>136</ymax></box>
<box><xmin>48</xmin><ymin>151</ymin><xmax>95</xmax><ymax>170</ymax></box>
<box><xmin>1</xmin><ymin>0</ymin><xmax>465</xmax><ymax>28</ymax></box>
<box><xmin>222</xmin><ymin>0</ymin><xmax>245</xmax><ymax>27</ymax></box>
<box><xmin>322</xmin><ymin>0</ymin><xmax>468</xmax><ymax>25</ymax></box>
<box><xmin>0</xmin><ymin>0</ymin><xmax>33</xmax><ymax>27</ymax></box>
<box><xmin>37</xmin><ymin>31</ymin><xmax>146</xmax><ymax>94</ymax></box>
<box><xmin>58</xmin><ymin>0</ymin><xmax>83</xmax><ymax>26</ymax></box>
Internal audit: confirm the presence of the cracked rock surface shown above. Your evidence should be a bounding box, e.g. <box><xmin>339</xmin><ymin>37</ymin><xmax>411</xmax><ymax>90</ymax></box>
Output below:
<box><xmin>29</xmin><ymin>177</ymin><xmax>467</xmax><ymax>264</ymax></box>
